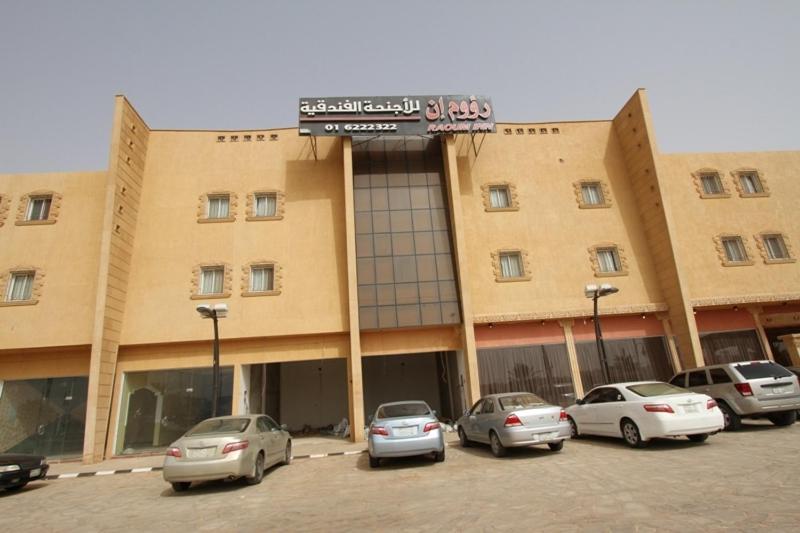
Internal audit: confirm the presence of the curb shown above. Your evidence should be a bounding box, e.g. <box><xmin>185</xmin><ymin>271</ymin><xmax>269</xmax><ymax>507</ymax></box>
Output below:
<box><xmin>44</xmin><ymin>449</ymin><xmax>368</xmax><ymax>480</ymax></box>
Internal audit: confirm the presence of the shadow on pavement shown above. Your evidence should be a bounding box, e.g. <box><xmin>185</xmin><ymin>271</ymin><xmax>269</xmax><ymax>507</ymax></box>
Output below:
<box><xmin>452</xmin><ymin>440</ymin><xmax>566</xmax><ymax>460</ymax></box>
<box><xmin>355</xmin><ymin>453</ymin><xmax>440</xmax><ymax>472</ymax></box>
<box><xmin>0</xmin><ymin>482</ymin><xmax>49</xmax><ymax>497</ymax></box>
<box><xmin>159</xmin><ymin>464</ymin><xmax>283</xmax><ymax>497</ymax></box>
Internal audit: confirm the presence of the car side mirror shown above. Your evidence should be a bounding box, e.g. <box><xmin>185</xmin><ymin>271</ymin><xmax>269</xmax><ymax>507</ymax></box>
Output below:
<box><xmin>431</xmin><ymin>410</ymin><xmax>438</xmax><ymax>417</ymax></box>
<box><xmin>575</xmin><ymin>398</ymin><xmax>585</xmax><ymax>405</ymax></box>
<box><xmin>280</xmin><ymin>424</ymin><xmax>288</xmax><ymax>431</ymax></box>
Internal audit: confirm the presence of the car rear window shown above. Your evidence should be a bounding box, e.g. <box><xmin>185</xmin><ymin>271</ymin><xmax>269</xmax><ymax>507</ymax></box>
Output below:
<box><xmin>734</xmin><ymin>362</ymin><xmax>793</xmax><ymax>380</ymax></box>
<box><xmin>186</xmin><ymin>418</ymin><xmax>250</xmax><ymax>436</ymax></box>
<box><xmin>377</xmin><ymin>403</ymin><xmax>431</xmax><ymax>418</ymax></box>
<box><xmin>627</xmin><ymin>383</ymin><xmax>686</xmax><ymax>397</ymax></box>
<box><xmin>498</xmin><ymin>393</ymin><xmax>546</xmax><ymax>410</ymax></box>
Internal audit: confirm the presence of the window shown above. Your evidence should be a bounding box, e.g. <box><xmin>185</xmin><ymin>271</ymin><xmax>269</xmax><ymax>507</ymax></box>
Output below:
<box><xmin>499</xmin><ymin>252</ymin><xmax>523</xmax><ymax>278</ymax></box>
<box><xmin>26</xmin><ymin>196</ymin><xmax>52</xmax><ymax>221</ymax></box>
<box><xmin>596</xmin><ymin>248</ymin><xmax>621</xmax><ymax>273</ymax></box>
<box><xmin>200</xmin><ymin>267</ymin><xmax>224</xmax><ymax>295</ymax></box>
<box><xmin>253</xmin><ymin>193</ymin><xmax>277</xmax><ymax>217</ymax></box>
<box><xmin>700</xmin><ymin>173</ymin><xmax>724</xmax><ymax>195</ymax></box>
<box><xmin>6</xmin><ymin>271</ymin><xmax>34</xmax><ymax>301</ymax></box>
<box><xmin>721</xmin><ymin>237</ymin><xmax>747</xmax><ymax>263</ymax></box>
<box><xmin>581</xmin><ymin>182</ymin><xmax>604</xmax><ymax>205</ymax></box>
<box><xmin>249</xmin><ymin>265</ymin><xmax>274</xmax><ymax>292</ymax></box>
<box><xmin>687</xmin><ymin>370</ymin><xmax>709</xmax><ymax>387</ymax></box>
<box><xmin>738</xmin><ymin>173</ymin><xmax>763</xmax><ymax>194</ymax></box>
<box><xmin>207</xmin><ymin>195</ymin><xmax>230</xmax><ymax>219</ymax></box>
<box><xmin>762</xmin><ymin>234</ymin><xmax>789</xmax><ymax>260</ymax></box>
<box><xmin>669</xmin><ymin>374</ymin><xmax>686</xmax><ymax>387</ymax></box>
<box><xmin>488</xmin><ymin>186</ymin><xmax>510</xmax><ymax>208</ymax></box>
<box><xmin>709</xmin><ymin>368</ymin><xmax>732</xmax><ymax>384</ymax></box>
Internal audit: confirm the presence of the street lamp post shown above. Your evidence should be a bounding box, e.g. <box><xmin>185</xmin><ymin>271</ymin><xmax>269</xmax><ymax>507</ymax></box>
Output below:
<box><xmin>584</xmin><ymin>284</ymin><xmax>619</xmax><ymax>384</ymax></box>
<box><xmin>196</xmin><ymin>303</ymin><xmax>228</xmax><ymax>417</ymax></box>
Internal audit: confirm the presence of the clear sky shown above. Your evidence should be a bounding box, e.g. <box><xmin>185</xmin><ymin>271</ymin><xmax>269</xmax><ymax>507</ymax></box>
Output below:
<box><xmin>1</xmin><ymin>0</ymin><xmax>798</xmax><ymax>173</ymax></box>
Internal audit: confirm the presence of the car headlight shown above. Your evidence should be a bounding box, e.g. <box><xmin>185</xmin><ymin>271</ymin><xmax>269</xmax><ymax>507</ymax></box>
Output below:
<box><xmin>0</xmin><ymin>465</ymin><xmax>21</xmax><ymax>473</ymax></box>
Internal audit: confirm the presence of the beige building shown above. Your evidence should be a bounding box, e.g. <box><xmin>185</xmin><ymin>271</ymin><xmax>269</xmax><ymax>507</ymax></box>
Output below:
<box><xmin>1</xmin><ymin>89</ymin><xmax>799</xmax><ymax>463</ymax></box>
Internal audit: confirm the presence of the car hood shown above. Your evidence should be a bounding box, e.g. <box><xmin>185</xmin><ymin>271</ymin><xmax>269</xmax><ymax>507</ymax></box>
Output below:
<box><xmin>0</xmin><ymin>454</ymin><xmax>45</xmax><ymax>467</ymax></box>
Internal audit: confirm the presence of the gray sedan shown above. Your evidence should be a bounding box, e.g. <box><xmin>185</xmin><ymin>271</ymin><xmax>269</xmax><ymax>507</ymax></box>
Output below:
<box><xmin>367</xmin><ymin>401</ymin><xmax>445</xmax><ymax>468</ymax></box>
<box><xmin>456</xmin><ymin>392</ymin><xmax>570</xmax><ymax>457</ymax></box>
<box><xmin>163</xmin><ymin>415</ymin><xmax>291</xmax><ymax>492</ymax></box>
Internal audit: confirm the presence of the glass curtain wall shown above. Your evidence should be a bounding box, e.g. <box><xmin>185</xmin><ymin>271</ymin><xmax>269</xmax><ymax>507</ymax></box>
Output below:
<box><xmin>0</xmin><ymin>376</ymin><xmax>88</xmax><ymax>458</ymax></box>
<box><xmin>353</xmin><ymin>137</ymin><xmax>461</xmax><ymax>329</ymax></box>
<box><xmin>576</xmin><ymin>336</ymin><xmax>674</xmax><ymax>392</ymax></box>
<box><xmin>700</xmin><ymin>330</ymin><xmax>764</xmax><ymax>365</ymax></box>
<box><xmin>116</xmin><ymin>367</ymin><xmax>233</xmax><ymax>455</ymax></box>
<box><xmin>477</xmin><ymin>344</ymin><xmax>576</xmax><ymax>407</ymax></box>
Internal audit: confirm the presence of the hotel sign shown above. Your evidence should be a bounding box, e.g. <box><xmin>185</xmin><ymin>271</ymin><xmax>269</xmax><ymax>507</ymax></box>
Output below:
<box><xmin>298</xmin><ymin>95</ymin><xmax>495</xmax><ymax>136</ymax></box>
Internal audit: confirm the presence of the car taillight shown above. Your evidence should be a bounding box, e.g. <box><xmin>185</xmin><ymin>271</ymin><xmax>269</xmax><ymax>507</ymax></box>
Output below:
<box><xmin>166</xmin><ymin>447</ymin><xmax>182</xmax><ymax>458</ymax></box>
<box><xmin>370</xmin><ymin>426</ymin><xmax>389</xmax><ymax>436</ymax></box>
<box><xmin>707</xmin><ymin>399</ymin><xmax>718</xmax><ymax>409</ymax></box>
<box><xmin>734</xmin><ymin>383</ymin><xmax>753</xmax><ymax>396</ymax></box>
<box><xmin>504</xmin><ymin>414</ymin><xmax>523</xmax><ymax>427</ymax></box>
<box><xmin>643</xmin><ymin>404</ymin><xmax>674</xmax><ymax>413</ymax></box>
<box><xmin>423</xmin><ymin>422</ymin><xmax>440</xmax><ymax>433</ymax></box>
<box><xmin>222</xmin><ymin>441</ymin><xmax>249</xmax><ymax>454</ymax></box>
<box><xmin>559</xmin><ymin>409</ymin><xmax>568</xmax><ymax>422</ymax></box>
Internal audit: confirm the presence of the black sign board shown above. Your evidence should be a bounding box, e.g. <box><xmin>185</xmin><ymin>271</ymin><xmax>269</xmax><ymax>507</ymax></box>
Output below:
<box><xmin>298</xmin><ymin>95</ymin><xmax>495</xmax><ymax>136</ymax></box>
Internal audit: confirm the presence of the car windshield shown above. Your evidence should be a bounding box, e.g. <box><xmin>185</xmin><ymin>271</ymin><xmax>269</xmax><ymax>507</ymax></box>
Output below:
<box><xmin>734</xmin><ymin>362</ymin><xmax>793</xmax><ymax>380</ymax></box>
<box><xmin>627</xmin><ymin>383</ymin><xmax>686</xmax><ymax>397</ymax></box>
<box><xmin>377</xmin><ymin>403</ymin><xmax>430</xmax><ymax>419</ymax></box>
<box><xmin>186</xmin><ymin>418</ymin><xmax>250</xmax><ymax>436</ymax></box>
<box><xmin>498</xmin><ymin>393</ymin><xmax>546</xmax><ymax>410</ymax></box>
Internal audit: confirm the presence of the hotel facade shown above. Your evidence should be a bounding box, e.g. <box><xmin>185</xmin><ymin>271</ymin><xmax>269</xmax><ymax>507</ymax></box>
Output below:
<box><xmin>1</xmin><ymin>89</ymin><xmax>799</xmax><ymax>463</ymax></box>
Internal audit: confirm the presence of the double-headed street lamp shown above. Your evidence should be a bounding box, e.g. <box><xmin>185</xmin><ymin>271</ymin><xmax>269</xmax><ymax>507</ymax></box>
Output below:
<box><xmin>196</xmin><ymin>303</ymin><xmax>228</xmax><ymax>417</ymax></box>
<box><xmin>584</xmin><ymin>283</ymin><xmax>618</xmax><ymax>384</ymax></box>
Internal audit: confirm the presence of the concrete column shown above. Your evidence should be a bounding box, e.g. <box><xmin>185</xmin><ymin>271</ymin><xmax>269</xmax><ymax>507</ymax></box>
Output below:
<box><xmin>441</xmin><ymin>135</ymin><xmax>481</xmax><ymax>406</ymax></box>
<box><xmin>747</xmin><ymin>306</ymin><xmax>775</xmax><ymax>361</ymax></box>
<box><xmin>778</xmin><ymin>334</ymin><xmax>800</xmax><ymax>366</ymax></box>
<box><xmin>657</xmin><ymin>313</ymin><xmax>683</xmax><ymax>373</ymax></box>
<box><xmin>232</xmin><ymin>364</ymin><xmax>245</xmax><ymax>415</ymax></box>
<box><xmin>558</xmin><ymin>319</ymin><xmax>584</xmax><ymax>399</ymax></box>
<box><xmin>342</xmin><ymin>137</ymin><xmax>365</xmax><ymax>442</ymax></box>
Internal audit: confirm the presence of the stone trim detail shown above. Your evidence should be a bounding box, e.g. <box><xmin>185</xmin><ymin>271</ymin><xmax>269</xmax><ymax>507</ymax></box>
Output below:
<box><xmin>190</xmin><ymin>262</ymin><xmax>233</xmax><ymax>299</ymax></box>
<box><xmin>691</xmin><ymin>292</ymin><xmax>800</xmax><ymax>308</ymax></box>
<box><xmin>713</xmin><ymin>234</ymin><xmax>755</xmax><ymax>267</ymax></box>
<box><xmin>730</xmin><ymin>168</ymin><xmax>770</xmax><ymax>198</ymax></box>
<box><xmin>481</xmin><ymin>182</ymin><xmax>520</xmax><ymax>212</ymax></box>
<box><xmin>491</xmin><ymin>248</ymin><xmax>532</xmax><ymax>282</ymax></box>
<box><xmin>197</xmin><ymin>191</ymin><xmax>237</xmax><ymax>223</ymax></box>
<box><xmin>474</xmin><ymin>303</ymin><xmax>668</xmax><ymax>324</ymax></box>
<box><xmin>241</xmin><ymin>260</ymin><xmax>282</xmax><ymax>296</ymax></box>
<box><xmin>573</xmin><ymin>179</ymin><xmax>613</xmax><ymax>209</ymax></box>
<box><xmin>754</xmin><ymin>231</ymin><xmax>796</xmax><ymax>264</ymax></box>
<box><xmin>245</xmin><ymin>190</ymin><xmax>286</xmax><ymax>221</ymax></box>
<box><xmin>15</xmin><ymin>190</ymin><xmax>63</xmax><ymax>225</ymax></box>
<box><xmin>0</xmin><ymin>193</ymin><xmax>9</xmax><ymax>227</ymax></box>
<box><xmin>690</xmin><ymin>168</ymin><xmax>730</xmax><ymax>199</ymax></box>
<box><xmin>588</xmin><ymin>243</ymin><xmax>629</xmax><ymax>277</ymax></box>
<box><xmin>0</xmin><ymin>266</ymin><xmax>44</xmax><ymax>306</ymax></box>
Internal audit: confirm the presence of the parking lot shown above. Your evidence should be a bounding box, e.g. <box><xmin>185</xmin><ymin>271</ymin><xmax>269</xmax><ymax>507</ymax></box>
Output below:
<box><xmin>1</xmin><ymin>421</ymin><xmax>799</xmax><ymax>532</ymax></box>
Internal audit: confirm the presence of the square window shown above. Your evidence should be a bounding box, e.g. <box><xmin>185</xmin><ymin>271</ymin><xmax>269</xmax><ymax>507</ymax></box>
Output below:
<box><xmin>488</xmin><ymin>186</ymin><xmax>510</xmax><ymax>208</ymax></box>
<box><xmin>200</xmin><ymin>267</ymin><xmax>224</xmax><ymax>294</ymax></box>
<box><xmin>596</xmin><ymin>248</ymin><xmax>621</xmax><ymax>273</ymax></box>
<box><xmin>580</xmin><ymin>183</ymin><xmax>604</xmax><ymax>205</ymax></box>
<box><xmin>739</xmin><ymin>173</ymin><xmax>763</xmax><ymax>194</ymax></box>
<box><xmin>249</xmin><ymin>265</ymin><xmax>274</xmax><ymax>292</ymax></box>
<box><xmin>721</xmin><ymin>237</ymin><xmax>747</xmax><ymax>262</ymax></box>
<box><xmin>254</xmin><ymin>193</ymin><xmax>277</xmax><ymax>217</ymax></box>
<box><xmin>499</xmin><ymin>252</ymin><xmax>524</xmax><ymax>278</ymax></box>
<box><xmin>763</xmin><ymin>235</ymin><xmax>789</xmax><ymax>260</ymax></box>
<box><xmin>700</xmin><ymin>173</ymin><xmax>724</xmax><ymax>195</ymax></box>
<box><xmin>207</xmin><ymin>195</ymin><xmax>230</xmax><ymax>219</ymax></box>
<box><xmin>6</xmin><ymin>272</ymin><xmax>34</xmax><ymax>301</ymax></box>
<box><xmin>27</xmin><ymin>196</ymin><xmax>52</xmax><ymax>221</ymax></box>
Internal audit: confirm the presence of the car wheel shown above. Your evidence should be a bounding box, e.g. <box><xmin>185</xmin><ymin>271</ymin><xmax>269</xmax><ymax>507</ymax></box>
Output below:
<box><xmin>245</xmin><ymin>452</ymin><xmax>265</xmax><ymax>485</ymax></box>
<box><xmin>5</xmin><ymin>481</ymin><xmax>28</xmax><ymax>491</ymax></box>
<box><xmin>458</xmin><ymin>427</ymin><xmax>472</xmax><ymax>448</ymax></box>
<box><xmin>489</xmin><ymin>431</ymin><xmax>507</xmax><ymax>457</ymax></box>
<box><xmin>171</xmin><ymin>482</ymin><xmax>190</xmax><ymax>492</ymax></box>
<box><xmin>567</xmin><ymin>416</ymin><xmax>579</xmax><ymax>439</ymax></box>
<box><xmin>718</xmin><ymin>401</ymin><xmax>742</xmax><ymax>431</ymax></box>
<box><xmin>621</xmin><ymin>419</ymin><xmax>648</xmax><ymax>448</ymax></box>
<box><xmin>434</xmin><ymin>448</ymin><xmax>445</xmax><ymax>462</ymax></box>
<box><xmin>687</xmin><ymin>433</ymin><xmax>709</xmax><ymax>443</ymax></box>
<box><xmin>547</xmin><ymin>440</ymin><xmax>564</xmax><ymax>452</ymax></box>
<box><xmin>369</xmin><ymin>454</ymin><xmax>380</xmax><ymax>468</ymax></box>
<box><xmin>282</xmin><ymin>441</ymin><xmax>292</xmax><ymax>466</ymax></box>
<box><xmin>767</xmin><ymin>410</ymin><xmax>797</xmax><ymax>427</ymax></box>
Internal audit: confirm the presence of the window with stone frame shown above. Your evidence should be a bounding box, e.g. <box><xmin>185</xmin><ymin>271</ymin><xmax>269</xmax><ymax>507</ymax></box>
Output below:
<box><xmin>481</xmin><ymin>182</ymin><xmax>519</xmax><ymax>211</ymax></box>
<box><xmin>0</xmin><ymin>267</ymin><xmax>44</xmax><ymax>306</ymax></box>
<box><xmin>731</xmin><ymin>168</ymin><xmax>769</xmax><ymax>198</ymax></box>
<box><xmin>16</xmin><ymin>190</ymin><xmax>62</xmax><ymax>225</ymax></box>
<box><xmin>691</xmin><ymin>169</ymin><xmax>730</xmax><ymax>199</ymax></box>
<box><xmin>191</xmin><ymin>263</ymin><xmax>232</xmax><ymax>299</ymax></box>
<box><xmin>246</xmin><ymin>190</ymin><xmax>285</xmax><ymax>221</ymax></box>
<box><xmin>197</xmin><ymin>192</ymin><xmax>237</xmax><ymax>223</ymax></box>
<box><xmin>713</xmin><ymin>234</ymin><xmax>754</xmax><ymax>267</ymax></box>
<box><xmin>491</xmin><ymin>249</ymin><xmax>531</xmax><ymax>282</ymax></box>
<box><xmin>588</xmin><ymin>244</ymin><xmax>629</xmax><ymax>277</ymax></box>
<box><xmin>574</xmin><ymin>180</ymin><xmax>612</xmax><ymax>208</ymax></box>
<box><xmin>755</xmin><ymin>232</ymin><xmax>795</xmax><ymax>264</ymax></box>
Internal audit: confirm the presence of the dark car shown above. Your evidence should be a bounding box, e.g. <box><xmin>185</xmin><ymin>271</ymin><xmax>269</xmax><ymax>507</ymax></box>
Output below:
<box><xmin>0</xmin><ymin>454</ymin><xmax>49</xmax><ymax>491</ymax></box>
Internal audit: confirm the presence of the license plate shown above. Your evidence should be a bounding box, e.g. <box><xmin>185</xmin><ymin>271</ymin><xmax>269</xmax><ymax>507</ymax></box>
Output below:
<box><xmin>394</xmin><ymin>426</ymin><xmax>418</xmax><ymax>437</ymax></box>
<box><xmin>533</xmin><ymin>432</ymin><xmax>557</xmax><ymax>442</ymax></box>
<box><xmin>770</xmin><ymin>386</ymin><xmax>790</xmax><ymax>395</ymax></box>
<box><xmin>683</xmin><ymin>404</ymin><xmax>699</xmax><ymax>413</ymax></box>
<box><xmin>187</xmin><ymin>447</ymin><xmax>216</xmax><ymax>458</ymax></box>
<box><xmin>29</xmin><ymin>468</ymin><xmax>41</xmax><ymax>477</ymax></box>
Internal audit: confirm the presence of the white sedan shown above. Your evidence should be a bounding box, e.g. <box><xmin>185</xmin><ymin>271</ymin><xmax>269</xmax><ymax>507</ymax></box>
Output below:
<box><xmin>565</xmin><ymin>381</ymin><xmax>724</xmax><ymax>448</ymax></box>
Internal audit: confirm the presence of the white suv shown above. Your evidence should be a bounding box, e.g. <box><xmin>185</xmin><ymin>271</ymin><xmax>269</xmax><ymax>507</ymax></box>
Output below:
<box><xmin>669</xmin><ymin>361</ymin><xmax>800</xmax><ymax>430</ymax></box>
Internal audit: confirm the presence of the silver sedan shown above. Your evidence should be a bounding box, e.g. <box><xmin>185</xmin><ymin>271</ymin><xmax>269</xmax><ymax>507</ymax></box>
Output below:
<box><xmin>162</xmin><ymin>415</ymin><xmax>291</xmax><ymax>492</ymax></box>
<box><xmin>456</xmin><ymin>392</ymin><xmax>570</xmax><ymax>457</ymax></box>
<box><xmin>367</xmin><ymin>401</ymin><xmax>445</xmax><ymax>468</ymax></box>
